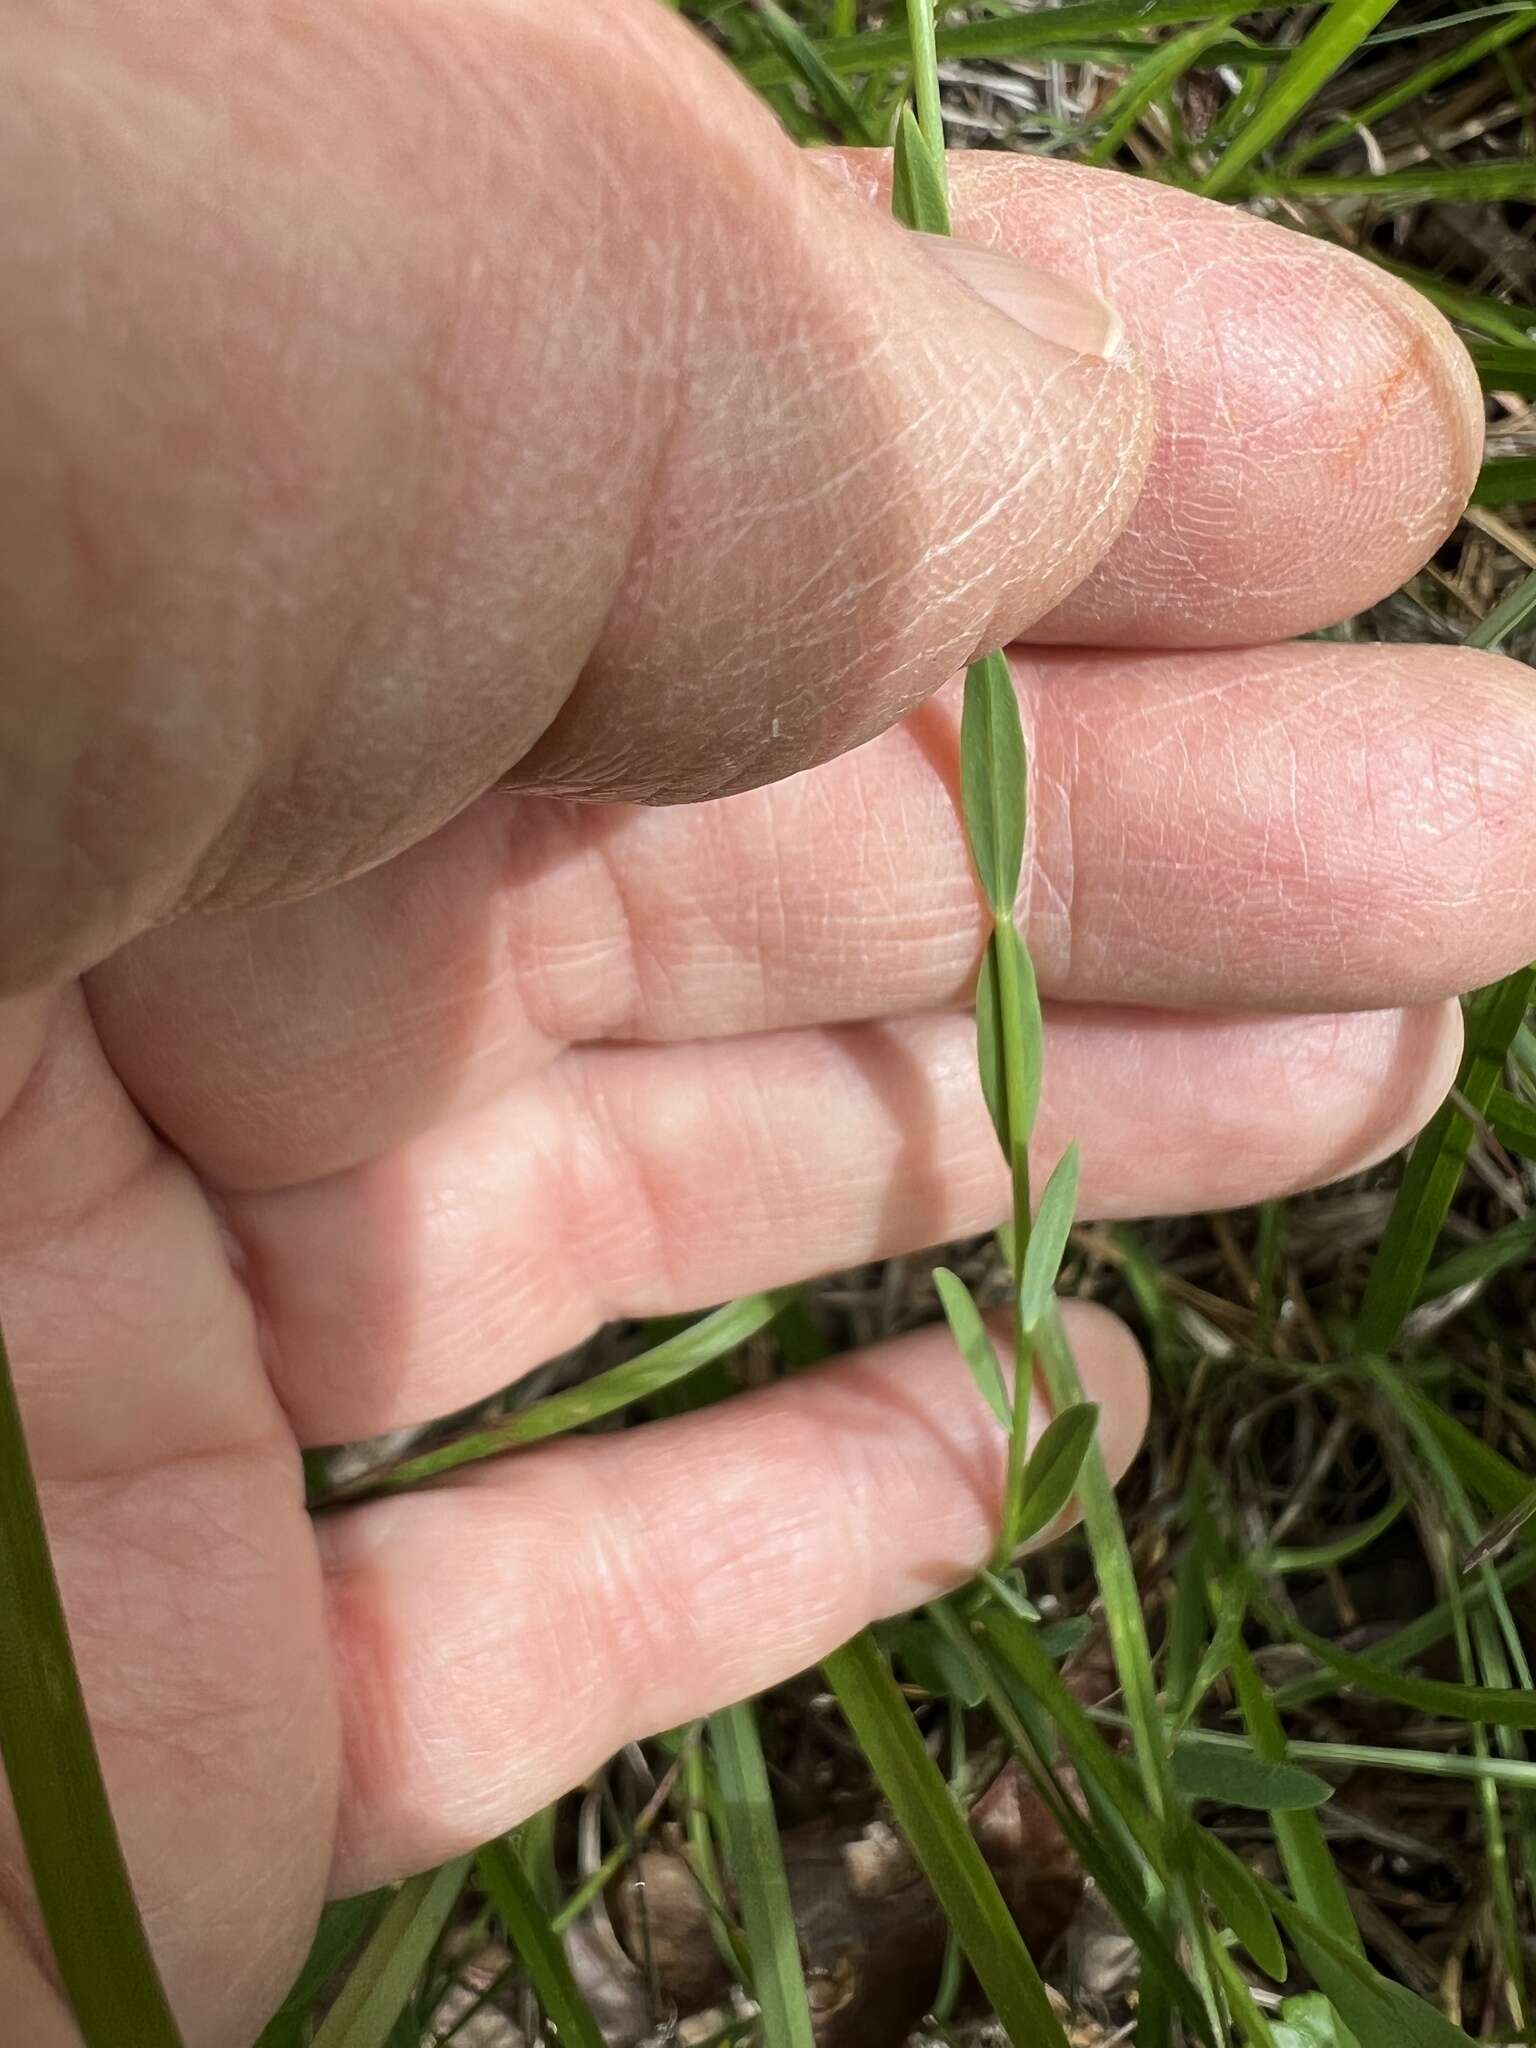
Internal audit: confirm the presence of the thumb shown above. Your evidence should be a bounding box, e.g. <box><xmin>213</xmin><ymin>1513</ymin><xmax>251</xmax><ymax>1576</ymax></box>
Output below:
<box><xmin>0</xmin><ymin>0</ymin><xmax>1149</xmax><ymax>991</ymax></box>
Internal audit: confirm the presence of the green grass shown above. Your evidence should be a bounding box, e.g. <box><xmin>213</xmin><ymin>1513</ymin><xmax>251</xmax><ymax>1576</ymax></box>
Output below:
<box><xmin>5</xmin><ymin>4</ymin><xmax>1533</xmax><ymax>2045</ymax></box>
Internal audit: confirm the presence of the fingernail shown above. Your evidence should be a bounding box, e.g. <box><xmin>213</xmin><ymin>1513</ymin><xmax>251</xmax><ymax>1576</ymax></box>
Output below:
<box><xmin>913</xmin><ymin>231</ymin><xmax>1126</xmax><ymax>362</ymax></box>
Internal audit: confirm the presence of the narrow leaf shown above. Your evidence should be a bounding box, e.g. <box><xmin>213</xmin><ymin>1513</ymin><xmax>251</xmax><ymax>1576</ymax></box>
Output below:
<box><xmin>1170</xmin><ymin>1743</ymin><xmax>1332</xmax><ymax>1812</ymax></box>
<box><xmin>960</xmin><ymin>650</ymin><xmax>1028</xmax><ymax>916</ymax></box>
<box><xmin>311</xmin><ymin>1859</ymin><xmax>472</xmax><ymax>2048</ymax></box>
<box><xmin>1265</xmin><ymin>1602</ymin><xmax>1536</xmax><ymax>1727</ymax></box>
<box><xmin>1416</xmin><ymin>1211</ymin><xmax>1536</xmax><ymax>1306</ymax></box>
<box><xmin>1471</xmin><ymin>454</ymin><xmax>1536</xmax><ymax>505</ymax></box>
<box><xmin>1468</xmin><ymin>566</ymin><xmax>1536</xmax><ymax>651</ymax></box>
<box><xmin>1013</xmin><ymin>1401</ymin><xmax>1099</xmax><ymax>1548</ymax></box>
<box><xmin>323</xmin><ymin>1289</ymin><xmax>791</xmax><ymax>1501</ymax></box>
<box><xmin>1261</xmin><ymin>1494</ymin><xmax>1406</xmax><ymax>1576</ymax></box>
<box><xmin>1469</xmin><ymin>346</ymin><xmax>1536</xmax><ymax>400</ymax></box>
<box><xmin>892</xmin><ymin>105</ymin><xmax>951</xmax><ymax>234</ymax></box>
<box><xmin>477</xmin><ymin>1840</ymin><xmax>605</xmax><ymax>2048</ymax></box>
<box><xmin>1358</xmin><ymin>967</ymin><xmax>1536</xmax><ymax>1351</ymax></box>
<box><xmin>1228</xmin><ymin>1642</ymin><xmax>1361</xmax><ymax>1949</ymax></box>
<box><xmin>1201</xmin><ymin>0</ymin><xmax>1425</xmax><ymax>199</ymax></box>
<box><xmin>1084</xmin><ymin>18</ymin><xmax>1242</xmax><ymax>165</ymax></box>
<box><xmin>928</xmin><ymin>1602</ymin><xmax>1214</xmax><ymax>2046</ymax></box>
<box><xmin>749</xmin><ymin>0</ymin><xmax>881</xmax><ymax>143</ymax></box>
<box><xmin>1018</xmin><ymin>1145</ymin><xmax>1081</xmax><ymax>1333</ymax></box>
<box><xmin>822</xmin><ymin>1631</ymin><xmax>1070</xmax><ymax>2048</ymax></box>
<box><xmin>933</xmin><ymin>1268</ymin><xmax>1012</xmax><ymax>1432</ymax></box>
<box><xmin>710</xmin><ymin>1701</ymin><xmax>817</xmax><ymax>2048</ymax></box>
<box><xmin>1268</xmin><ymin>1885</ymin><xmax>1480</xmax><ymax>2048</ymax></box>
<box><xmin>741</xmin><ymin>1</ymin><xmax>1316</xmax><ymax>87</ymax></box>
<box><xmin>975</xmin><ymin>937</ymin><xmax>1009</xmax><ymax>1157</ymax></box>
<box><xmin>976</xmin><ymin>933</ymin><xmax>1043</xmax><ymax>1162</ymax></box>
<box><xmin>256</xmin><ymin>1896</ymin><xmax>389</xmax><ymax>2048</ymax></box>
<box><xmin>1488</xmin><ymin>1084</ymin><xmax>1536</xmax><ymax>1152</ymax></box>
<box><xmin>1190</xmin><ymin>1830</ymin><xmax>1287</xmax><ymax>1982</ymax></box>
<box><xmin>1287</xmin><ymin>11</ymin><xmax>1536</xmax><ymax>169</ymax></box>
<box><xmin>0</xmin><ymin>1316</ymin><xmax>185</xmax><ymax>2047</ymax></box>
<box><xmin>1274</xmin><ymin>1993</ymin><xmax>1363</xmax><ymax>2048</ymax></box>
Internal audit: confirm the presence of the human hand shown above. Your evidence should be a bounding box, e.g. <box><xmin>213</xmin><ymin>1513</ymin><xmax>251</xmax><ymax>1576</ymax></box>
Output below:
<box><xmin>3</xmin><ymin>4</ymin><xmax>1532</xmax><ymax>2043</ymax></box>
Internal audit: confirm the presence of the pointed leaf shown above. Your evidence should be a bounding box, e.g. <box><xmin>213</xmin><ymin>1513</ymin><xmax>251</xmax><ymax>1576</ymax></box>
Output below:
<box><xmin>750</xmin><ymin>0</ymin><xmax>881</xmax><ymax>143</ymax></box>
<box><xmin>311</xmin><ymin>1859</ymin><xmax>473</xmax><ymax>2048</ymax></box>
<box><xmin>976</xmin><ymin>938</ymin><xmax>1009</xmax><ymax>1158</ymax></box>
<box><xmin>1171</xmin><ymin>1743</ymin><xmax>1332</xmax><ymax>1812</ymax></box>
<box><xmin>960</xmin><ymin>650</ymin><xmax>1027</xmax><ymax>916</ymax></box>
<box><xmin>976</xmin><ymin>934</ymin><xmax>1042</xmax><ymax>1164</ymax></box>
<box><xmin>886</xmin><ymin>1616</ymin><xmax>987</xmax><ymax>1708</ymax></box>
<box><xmin>0</xmin><ymin>1319</ymin><xmax>186</xmax><ymax>2048</ymax></box>
<box><xmin>1267</xmin><ymin>1885</ymin><xmax>1481</xmax><ymax>2048</ymax></box>
<box><xmin>477</xmin><ymin>1842</ymin><xmax>605</xmax><ymax>2048</ymax></box>
<box><xmin>822</xmin><ymin>1631</ymin><xmax>1070</xmax><ymax>2048</ymax></box>
<box><xmin>323</xmin><ymin>1289</ymin><xmax>790</xmax><ymax>1501</ymax></box>
<box><xmin>1019</xmin><ymin>1145</ymin><xmax>1080</xmax><ymax>1332</ymax></box>
<box><xmin>1013</xmin><ymin>1401</ymin><xmax>1099</xmax><ymax>1548</ymax></box>
<box><xmin>256</xmin><ymin>1896</ymin><xmax>388</xmax><ymax>2048</ymax></box>
<box><xmin>709</xmin><ymin>1701</ymin><xmax>817</xmax><ymax>2048</ymax></box>
<box><xmin>891</xmin><ymin>104</ymin><xmax>951</xmax><ymax>234</ymax></box>
<box><xmin>1191</xmin><ymin>1831</ymin><xmax>1286</xmax><ymax>1982</ymax></box>
<box><xmin>1274</xmin><ymin>1994</ymin><xmax>1363</xmax><ymax>2048</ymax></box>
<box><xmin>933</xmin><ymin>1268</ymin><xmax>1012</xmax><ymax>1432</ymax></box>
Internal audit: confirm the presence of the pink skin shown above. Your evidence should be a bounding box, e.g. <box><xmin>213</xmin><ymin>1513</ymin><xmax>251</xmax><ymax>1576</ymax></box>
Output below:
<box><xmin>0</xmin><ymin>3</ymin><xmax>1521</xmax><ymax>2044</ymax></box>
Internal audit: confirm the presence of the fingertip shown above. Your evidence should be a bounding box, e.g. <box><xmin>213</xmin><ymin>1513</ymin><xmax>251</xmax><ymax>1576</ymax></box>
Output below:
<box><xmin>1058</xmin><ymin>1298</ymin><xmax>1151</xmax><ymax>1486</ymax></box>
<box><xmin>1375</xmin><ymin>998</ymin><xmax>1464</xmax><ymax>1160</ymax></box>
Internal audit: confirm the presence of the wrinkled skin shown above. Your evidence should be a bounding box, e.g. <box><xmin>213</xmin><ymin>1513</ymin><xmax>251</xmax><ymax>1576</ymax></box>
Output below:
<box><xmin>2</xmin><ymin>4</ymin><xmax>1532</xmax><ymax>2044</ymax></box>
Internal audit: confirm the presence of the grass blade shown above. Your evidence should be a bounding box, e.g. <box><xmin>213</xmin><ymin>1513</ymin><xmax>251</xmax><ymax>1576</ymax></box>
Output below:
<box><xmin>1416</xmin><ymin>1212</ymin><xmax>1536</xmax><ymax>1305</ymax></box>
<box><xmin>323</xmin><ymin>1289</ymin><xmax>790</xmax><ymax>1501</ymax></box>
<box><xmin>1357</xmin><ymin>968</ymin><xmax>1536</xmax><ymax>1350</ymax></box>
<box><xmin>257</xmin><ymin>1896</ymin><xmax>389</xmax><ymax>2048</ymax></box>
<box><xmin>1012</xmin><ymin>1401</ymin><xmax>1100</xmax><ymax>1548</ymax></box>
<box><xmin>477</xmin><ymin>1840</ymin><xmax>606</xmax><ymax>2048</ymax></box>
<box><xmin>1472</xmin><ymin>454</ymin><xmax>1536</xmax><ymax>506</ymax></box>
<box><xmin>1033</xmin><ymin>1312</ymin><xmax>1176</xmax><ymax>1821</ymax></box>
<box><xmin>821</xmin><ymin>1631</ymin><xmax>1070</xmax><ymax>2048</ymax></box>
<box><xmin>710</xmin><ymin>1701</ymin><xmax>816</xmax><ymax>2048</ymax></box>
<box><xmin>1270</xmin><ymin>1546</ymin><xmax>1536</xmax><ymax>1713</ymax></box>
<box><xmin>1267</xmin><ymin>1883</ymin><xmax>1479</xmax><ymax>2048</ymax></box>
<box><xmin>1084</xmin><ymin>18</ymin><xmax>1245</xmax><ymax>164</ymax></box>
<box><xmin>1253</xmin><ymin>163</ymin><xmax>1536</xmax><ymax>205</ymax></box>
<box><xmin>311</xmin><ymin>1859</ymin><xmax>472</xmax><ymax>2048</ymax></box>
<box><xmin>928</xmin><ymin>1601</ymin><xmax>1215</xmax><ymax>2045</ymax></box>
<box><xmin>1469</xmin><ymin>345</ymin><xmax>1536</xmax><ymax>398</ymax></box>
<box><xmin>1228</xmin><ymin>1644</ymin><xmax>1362</xmax><ymax>1949</ymax></box>
<box><xmin>1470</xmin><ymin>564</ymin><xmax>1536</xmax><ymax>648</ymax></box>
<box><xmin>933</xmin><ymin>1267</ymin><xmax>1012</xmax><ymax>1431</ymax></box>
<box><xmin>1154</xmin><ymin>1721</ymin><xmax>1536</xmax><ymax>1790</ymax></box>
<box><xmin>1260</xmin><ymin>1599</ymin><xmax>1536</xmax><ymax>1727</ymax></box>
<box><xmin>749</xmin><ymin>0</ymin><xmax>881</xmax><ymax>143</ymax></box>
<box><xmin>1487</xmin><ymin>1083</ymin><xmax>1536</xmax><ymax>1152</ymax></box>
<box><xmin>741</xmin><ymin>2</ymin><xmax>1313</xmax><ymax>88</ymax></box>
<box><xmin>0</xmin><ymin>1316</ymin><xmax>185</xmax><ymax>2047</ymax></box>
<box><xmin>1285</xmin><ymin>14</ymin><xmax>1536</xmax><ymax>167</ymax></box>
<box><xmin>1259</xmin><ymin>1494</ymin><xmax>1407</xmax><ymax>1575</ymax></box>
<box><xmin>1200</xmin><ymin>0</ymin><xmax>1398</xmax><ymax>195</ymax></box>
